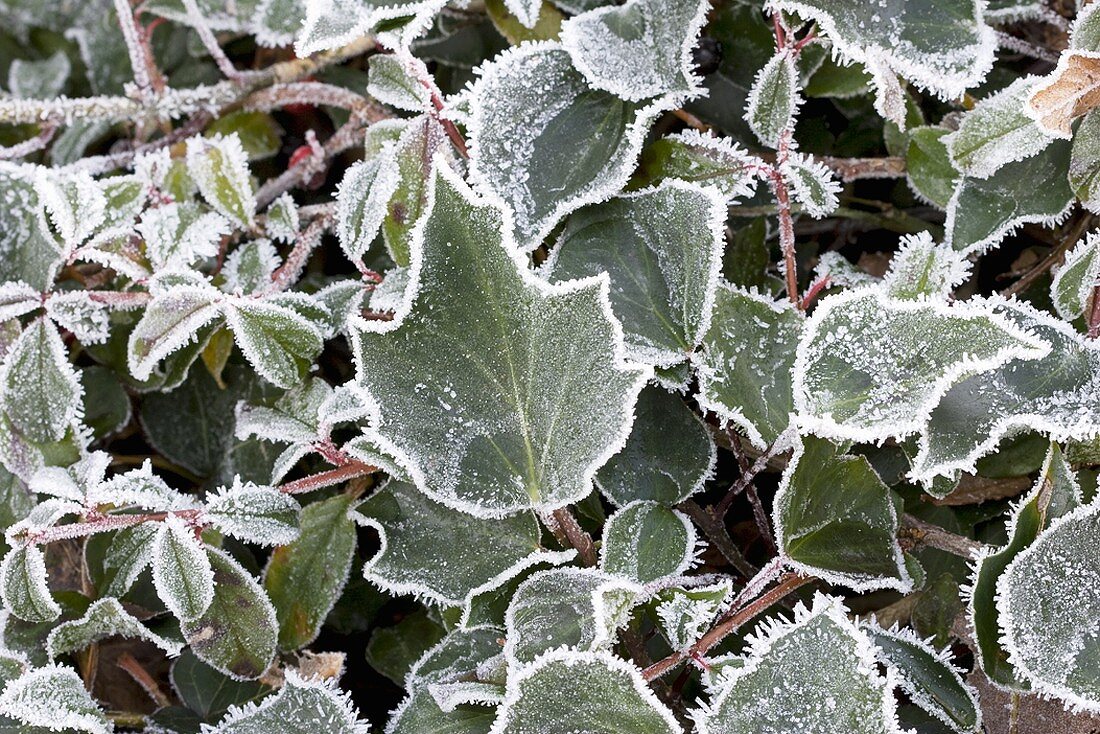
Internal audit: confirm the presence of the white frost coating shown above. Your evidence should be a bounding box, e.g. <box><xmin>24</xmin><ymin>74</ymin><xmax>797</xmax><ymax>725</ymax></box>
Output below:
<box><xmin>151</xmin><ymin>515</ymin><xmax>215</xmax><ymax>622</ymax></box>
<box><xmin>814</xmin><ymin>251</ymin><xmax>879</xmax><ymax>288</ymax></box>
<box><xmin>0</xmin><ymin>281</ymin><xmax>40</xmax><ymax>322</ymax></box>
<box><xmin>88</xmin><ymin>461</ymin><xmax>194</xmax><ymax>511</ymax></box>
<box><xmin>348</xmin><ymin>159</ymin><xmax>652</xmax><ymax>519</ymax></box>
<box><xmin>1071</xmin><ymin>1</ymin><xmax>1100</xmax><ymax>50</ymax></box>
<box><xmin>295</xmin><ymin>0</ymin><xmax>446</xmax><ymax>55</ymax></box>
<box><xmin>223</xmin><ymin>240</ymin><xmax>281</xmax><ymax>295</ymax></box>
<box><xmin>660</xmin><ymin>129</ymin><xmax>761</xmax><ymax>201</ymax></box>
<box><xmin>0</xmin><ymin>544</ymin><xmax>61</xmax><ymax>623</ymax></box>
<box><xmin>0</xmin><ymin>663</ymin><xmax>112</xmax><ymax>734</ymax></box>
<box><xmin>780</xmin><ymin>151</ymin><xmax>841</xmax><ymax>218</ymax></box>
<box><xmin>945</xmin><ymin>76</ymin><xmax>1054</xmax><ymax>178</ymax></box>
<box><xmin>185</xmin><ymin>133</ymin><xmax>255</xmax><ymax>227</ymax></box>
<box><xmin>1050</xmin><ymin>231</ymin><xmax>1100</xmax><ymax>321</ymax></box>
<box><xmin>336</xmin><ymin>154</ymin><xmax>401</xmax><ymax>263</ymax></box>
<box><xmin>368</xmin><ymin>55</ymin><xmax>432</xmax><ymax>112</ymax></box>
<box><xmin>235</xmin><ymin>378</ymin><xmax>331</xmax><ymax>444</ymax></box>
<box><xmin>864</xmin><ymin>54</ymin><xmax>908</xmax><ymax>128</ymax></box>
<box><xmin>655</xmin><ymin>580</ymin><xmax>732</xmax><ymax>651</ymax></box>
<box><xmin>202</xmin><ymin>669</ymin><xmax>369</xmax><ymax>734</ymax></box>
<box><xmin>139</xmin><ymin>203</ymin><xmax>231</xmax><ymax>271</ymax></box>
<box><xmin>46</xmin><ymin>597</ymin><xmax>185</xmax><ymax>659</ymax></box>
<box><xmin>0</xmin><ymin>317</ymin><xmax>85</xmax><ymax>444</ymax></box>
<box><xmin>4</xmin><ymin>499</ymin><xmax>84</xmax><ymax>544</ymax></box>
<box><xmin>264</xmin><ymin>193</ymin><xmax>299</xmax><ymax>243</ymax></box>
<box><xmin>599</xmin><ymin>501</ymin><xmax>699</xmax><ymax>584</ymax></box>
<box><xmin>35</xmin><ymin>168</ymin><xmax>106</xmax><ymax>251</ymax></box>
<box><xmin>882</xmin><ymin>231</ymin><xmax>972</xmax><ymax>300</ymax></box>
<box><xmin>488</xmin><ymin>648</ymin><xmax>680</xmax><ymax>734</ymax></box>
<box><xmin>745</xmin><ymin>50</ymin><xmax>802</xmax><ymax>148</ymax></box>
<box><xmin>503</xmin><ymin>0</ymin><xmax>541</xmax><ymax>29</ymax></box>
<box><xmin>559</xmin><ymin>0</ymin><xmax>708</xmax><ymax>103</ymax></box>
<box><xmin>222</xmin><ymin>297</ymin><xmax>323</xmax><ymax>389</ymax></box>
<box><xmin>204</xmin><ymin>479</ymin><xmax>300</xmax><ymax>547</ymax></box>
<box><xmin>45</xmin><ymin>291</ymin><xmax>111</xmax><ymax>345</ymax></box>
<box><xmin>792</xmin><ymin>286</ymin><xmax>1049</xmax><ymax>444</ymax></box>
<box><xmin>126</xmin><ymin>284</ymin><xmax>223</xmax><ymax>381</ymax></box>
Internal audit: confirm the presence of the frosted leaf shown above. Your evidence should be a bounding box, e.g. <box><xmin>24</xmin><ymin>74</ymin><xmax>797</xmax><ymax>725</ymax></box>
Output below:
<box><xmin>766</xmin><ymin>0</ymin><xmax>996</xmax><ymax>104</ymax></box>
<box><xmin>503</xmin><ymin>567</ymin><xmax>641</xmax><ymax>666</ymax></box>
<box><xmin>320</xmin><ymin>384</ymin><xmax>372</xmax><ymax>428</ymax></box>
<box><xmin>468</xmin><ymin>43</ymin><xmax>675</xmax><ymax>248</ymax></box>
<box><xmin>367</xmin><ymin>268</ymin><xmax>410</xmax><ymax>316</ymax></box>
<box><xmin>793</xmin><ymin>287</ymin><xmax>1046</xmax><ymax>443</ymax></box>
<box><xmin>559</xmin><ymin>0</ymin><xmax>708</xmax><ymax>102</ymax></box>
<box><xmin>774</xmin><ymin>435</ymin><xmax>911</xmax><ymax>592</ymax></box>
<box><xmin>97</xmin><ymin>175</ymin><xmax>147</xmax><ymax>235</ymax></box>
<box><xmin>335</xmin><ymin>155</ymin><xmax>400</xmax><ymax>263</ymax></box>
<box><xmin>350</xmin><ymin>163</ymin><xmax>649</xmax><ymax>517</ymax></box>
<box><xmin>0</xmin><ymin>318</ymin><xmax>83</xmax><ymax>444</ymax></box>
<box><xmin>251</xmin><ymin>0</ymin><xmax>305</xmax><ymax>47</ymax></box>
<box><xmin>746</xmin><ymin>50</ymin><xmax>800</xmax><ymax>149</ymax></box>
<box><xmin>356</xmin><ymin>481</ymin><xmax>574</xmax><ymax>611</ymax></box>
<box><xmin>203</xmin><ymin>669</ymin><xmax>368</xmax><ymax>734</ymax></box>
<box><xmin>996</xmin><ymin>501</ymin><xmax>1100</xmax><ymax>712</ymax></box>
<box><xmin>600</xmin><ymin>501</ymin><xmax>697</xmax><ymax>584</ymax></box>
<box><xmin>502</xmin><ymin>0</ymin><xmax>541</xmax><ymax>28</ymax></box>
<box><xmin>204</xmin><ymin>479</ymin><xmax>300</xmax><ymax>547</ymax></box>
<box><xmin>969</xmin><ymin>443</ymin><xmax>1081</xmax><ymax>689</ymax></box>
<box><xmin>223</xmin><ymin>240</ymin><xmax>281</xmax><ymax>295</ymax></box>
<box><xmin>882</xmin><ymin>232</ymin><xmax>972</xmax><ymax>300</ymax></box>
<box><xmin>89</xmin><ymin>461</ymin><xmax>193</xmax><ymax>511</ymax></box>
<box><xmin>0</xmin><ymin>164</ymin><xmax>64</xmax><ymax>292</ymax></box>
<box><xmin>544</xmin><ymin>180</ymin><xmax>725</xmax><ymax>367</ymax></box>
<box><xmin>295</xmin><ymin>0</ymin><xmax>445</xmax><ymax>55</ymax></box>
<box><xmin>1027</xmin><ymin>49</ymin><xmax>1100</xmax><ymax>138</ymax></box>
<box><xmin>654</xmin><ymin>579</ymin><xmax>732</xmax><ymax>651</ymax></box>
<box><xmin>489</xmin><ymin>649</ymin><xmax>679</xmax><ymax>734</ymax></box>
<box><xmin>152</xmin><ymin>515</ymin><xmax>215</xmax><ymax>621</ymax></box>
<box><xmin>45</xmin><ymin>291</ymin><xmax>111</xmax><ymax>345</ymax></box>
<box><xmin>137</xmin><ymin>203</ymin><xmax>228</xmax><ymax>271</ymax></box>
<box><xmin>101</xmin><ymin>523</ymin><xmax>158</xmax><ymax>598</ymax></box>
<box><xmin>223</xmin><ymin>298</ymin><xmax>323</xmax><ymax>389</ymax></box>
<box><xmin>912</xmin><ymin>299</ymin><xmax>1100</xmax><ymax>482</ymax></box>
<box><xmin>0</xmin><ymin>545</ymin><xmax>60</xmax><ymax>623</ymax></box>
<box><xmin>186</xmin><ymin>133</ymin><xmax>256</xmax><ymax>227</ymax></box>
<box><xmin>945</xmin><ymin>76</ymin><xmax>1055</xmax><ymax>178</ymax></box>
<box><xmin>862</xmin><ymin>622</ymin><xmax>981</xmax><ymax>734</ymax></box>
<box><xmin>864</xmin><ymin>54</ymin><xmax>908</xmax><ymax>128</ymax></box>
<box><xmin>127</xmin><ymin>284</ymin><xmax>223</xmax><ymax>381</ymax></box>
<box><xmin>368</xmin><ymin>54</ymin><xmax>431</xmax><ymax>112</ymax></box>
<box><xmin>695</xmin><ymin>284</ymin><xmax>802</xmax><ymax>448</ymax></box>
<box><xmin>945</xmin><ymin>139</ymin><xmax>1074</xmax><ymax>254</ymax></box>
<box><xmin>381</xmin><ymin>116</ymin><xmax>454</xmax><ymax>267</ymax></box>
<box><xmin>236</xmin><ymin>378</ymin><xmax>331</xmax><ymax>445</ymax></box>
<box><xmin>814</xmin><ymin>254</ymin><xmax>878</xmax><ymax>294</ymax></box>
<box><xmin>642</xmin><ymin>130</ymin><xmax>760</xmax><ymax>201</ymax></box>
<box><xmin>407</xmin><ymin>626</ymin><xmax>504</xmax><ymax>692</ymax></box>
<box><xmin>46</xmin><ymin>597</ymin><xmax>184</xmax><ymax>659</ymax></box>
<box><xmin>387</xmin><ymin>688</ymin><xmax>496</xmax><ymax>734</ymax></box>
<box><xmin>7</xmin><ymin>51</ymin><xmax>70</xmax><ymax>99</ymax></box>
<box><xmin>28</xmin><ymin>453</ymin><xmax>106</xmax><ymax>502</ymax></box>
<box><xmin>694</xmin><ymin>593</ymin><xmax>905</xmax><ymax>734</ymax></box>
<box><xmin>264</xmin><ymin>193</ymin><xmax>299</xmax><ymax>243</ymax></box>
<box><xmin>35</xmin><ymin>169</ymin><xmax>106</xmax><ymax>251</ymax></box>
<box><xmin>780</xmin><ymin>152</ymin><xmax>841</xmax><ymax>218</ymax></box>
<box><xmin>0</xmin><ymin>282</ymin><xmax>39</xmax><ymax>323</ymax></box>
<box><xmin>595</xmin><ymin>385</ymin><xmax>714</xmax><ymax>507</ymax></box>
<box><xmin>264</xmin><ymin>494</ymin><xmax>357</xmax><ymax>651</ymax></box>
<box><xmin>316</xmin><ymin>280</ymin><xmax>370</xmax><ymax>335</ymax></box>
<box><xmin>0</xmin><ymin>664</ymin><xmax>111</xmax><ymax>734</ymax></box>
<box><xmin>1050</xmin><ymin>231</ymin><xmax>1100</xmax><ymax>321</ymax></box>
<box><xmin>181</xmin><ymin>546</ymin><xmax>277</xmax><ymax>680</ymax></box>
<box><xmin>1070</xmin><ymin>108</ymin><xmax>1100</xmax><ymax>213</ymax></box>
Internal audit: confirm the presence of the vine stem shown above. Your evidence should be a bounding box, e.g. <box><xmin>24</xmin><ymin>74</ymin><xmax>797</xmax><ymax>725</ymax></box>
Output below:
<box><xmin>899</xmin><ymin>514</ymin><xmax>986</xmax><ymax>558</ymax></box>
<box><xmin>543</xmin><ymin>507</ymin><xmax>598</xmax><ymax>566</ymax></box>
<box><xmin>279</xmin><ymin>462</ymin><xmax>378</xmax><ymax>495</ymax></box>
<box><xmin>772</xmin><ymin>129</ymin><xmax>800</xmax><ymax>307</ymax></box>
<box><xmin>1087</xmin><ymin>281</ymin><xmax>1100</xmax><ymax>338</ymax></box>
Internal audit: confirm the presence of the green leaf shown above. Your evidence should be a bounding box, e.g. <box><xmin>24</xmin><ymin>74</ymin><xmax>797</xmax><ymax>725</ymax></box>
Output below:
<box><xmin>945</xmin><ymin>77</ymin><xmax>1054</xmax><ymax>179</ymax></box>
<box><xmin>694</xmin><ymin>594</ymin><xmax>906</xmax><ymax>734</ymax></box>
<box><xmin>0</xmin><ymin>545</ymin><xmax>60</xmax><ymax>623</ymax></box>
<box><xmin>127</xmin><ymin>285</ymin><xmax>223</xmax><ymax>382</ymax></box>
<box><xmin>1070</xmin><ymin>107</ymin><xmax>1100</xmax><ymax>214</ymax></box>
<box><xmin>746</xmin><ymin>50</ymin><xmax>800</xmax><ymax>149</ymax></box>
<box><xmin>357</xmin><ymin>481</ymin><xmax>572</xmax><ymax>613</ymax></box>
<box><xmin>46</xmin><ymin>597</ymin><xmax>184</xmax><ymax>659</ymax></box>
<box><xmin>388</xmin><ymin>689</ymin><xmax>495</xmax><ymax>734</ymax></box>
<box><xmin>152</xmin><ymin>515</ymin><xmax>215</xmax><ymax>621</ymax></box>
<box><xmin>7</xmin><ymin>52</ymin><xmax>69</xmax><ymax>99</ymax></box>
<box><xmin>170</xmin><ymin>650</ymin><xmax>268</xmax><ymax>721</ymax></box>
<box><xmin>600</xmin><ymin>501</ymin><xmax>696</xmax><ymax>584</ymax></box>
<box><xmin>653</xmin><ymin>580</ymin><xmax>732</xmax><ymax>651</ymax></box>
<box><xmin>635</xmin><ymin>131</ymin><xmax>759</xmax><ymax>201</ymax></box>
<box><xmin>491</xmin><ymin>649</ymin><xmax>679</xmax><ymax>734</ymax></box>
<box><xmin>407</xmin><ymin>625</ymin><xmax>505</xmax><ymax>692</ymax></box>
<box><xmin>780</xmin><ymin>152</ymin><xmax>841</xmax><ymax>218</ymax></box>
<box><xmin>0</xmin><ymin>165</ymin><xmax>63</xmax><ymax>291</ymax></box>
<box><xmin>882</xmin><ymin>232</ymin><xmax>972</xmax><ymax>301</ymax></box>
<box><xmin>100</xmin><ymin>523</ymin><xmax>158</xmax><ymax>598</ymax></box>
<box><xmin>594</xmin><ymin>385</ymin><xmax>714</xmax><ymax>506</ymax></box>
<box><xmin>775</xmin><ymin>435</ymin><xmax>912</xmax><ymax>592</ymax></box>
<box><xmin>366</xmin><ymin>609</ymin><xmax>445</xmax><ymax>686</ymax></box>
<box><xmin>223</xmin><ymin>240</ymin><xmax>280</xmax><ymax>296</ymax></box>
<box><xmin>485</xmin><ymin>0</ymin><xmax>562</xmax><ymax>44</ymax></box>
<box><xmin>468</xmin><ymin>43</ymin><xmax>672</xmax><ymax>247</ymax></box>
<box><xmin>264</xmin><ymin>494</ymin><xmax>357</xmax><ymax>651</ymax></box>
<box><xmin>0</xmin><ymin>664</ymin><xmax>111</xmax><ymax>734</ymax></box>
<box><xmin>0</xmin><ymin>319</ymin><xmax>82</xmax><ymax>444</ymax></box>
<box><xmin>351</xmin><ymin>163</ymin><xmax>649</xmax><ymax>517</ymax></box>
<box><xmin>906</xmin><ymin>126</ymin><xmax>960</xmax><ymax>210</ymax></box>
<box><xmin>546</xmin><ymin>179</ymin><xmax>725</xmax><ymax>366</ymax></box>
<box><xmin>252</xmin><ymin>0</ymin><xmax>305</xmax><ymax>47</ymax></box>
<box><xmin>204</xmin><ymin>481</ymin><xmax>300</xmax><ymax>547</ymax></box>
<box><xmin>1050</xmin><ymin>232</ymin><xmax>1100</xmax><ymax>322</ymax></box>
<box><xmin>335</xmin><ymin>154</ymin><xmax>400</xmax><ymax>264</ymax></box>
<box><xmin>186</xmin><ymin>133</ymin><xmax>256</xmax><ymax>227</ymax></box>
<box><xmin>206</xmin><ymin>111</ymin><xmax>283</xmax><ymax>161</ymax></box>
<box><xmin>794</xmin><ymin>287</ymin><xmax>1045</xmax><ymax>444</ymax></box>
<box><xmin>206</xmin><ymin>670</ymin><xmax>369</xmax><ymax>733</ymax></box>
<box><xmin>381</xmin><ymin>117</ymin><xmax>453</xmax><ymax>267</ymax></box>
<box><xmin>264</xmin><ymin>193</ymin><xmax>298</xmax><ymax>243</ymax></box>
<box><xmin>945</xmin><ymin>140</ymin><xmax>1074</xmax><ymax>254</ymax></box>
<box><xmin>559</xmin><ymin>0</ymin><xmax>707</xmax><ymax>102</ymax></box>
<box><xmin>695</xmin><ymin>284</ymin><xmax>801</xmax><ymax>448</ymax></box>
<box><xmin>180</xmin><ymin>547</ymin><xmax>278</xmax><ymax>680</ymax></box>
<box><xmin>368</xmin><ymin>54</ymin><xmax>430</xmax><ymax>112</ymax></box>
<box><xmin>224</xmin><ymin>299</ymin><xmax>323</xmax><ymax>389</ymax></box>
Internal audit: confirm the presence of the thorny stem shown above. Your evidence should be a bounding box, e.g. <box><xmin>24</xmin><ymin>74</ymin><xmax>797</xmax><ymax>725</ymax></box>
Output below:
<box><xmin>899</xmin><ymin>514</ymin><xmax>986</xmax><ymax>558</ymax></box>
<box><xmin>547</xmin><ymin>507</ymin><xmax>598</xmax><ymax>566</ymax></box>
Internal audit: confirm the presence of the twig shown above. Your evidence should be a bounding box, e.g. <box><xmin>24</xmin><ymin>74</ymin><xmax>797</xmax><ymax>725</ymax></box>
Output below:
<box><xmin>0</xmin><ymin>122</ymin><xmax>58</xmax><ymax>159</ymax></box>
<box><xmin>819</xmin><ymin>156</ymin><xmax>906</xmax><ymax>182</ymax></box>
<box><xmin>117</xmin><ymin>652</ymin><xmax>172</xmax><ymax>708</ymax></box>
<box><xmin>547</xmin><ymin>507</ymin><xmax>597</xmax><ymax>566</ymax></box>
<box><xmin>1088</xmin><ymin>281</ymin><xmax>1100</xmax><ymax>338</ymax></box>
<box><xmin>715</xmin><ymin>434</ymin><xmax>788</xmax><ymax>519</ymax></box>
<box><xmin>771</xmin><ymin>129</ymin><xmax>799</xmax><ymax>306</ymax></box>
<box><xmin>245</xmin><ymin>82</ymin><xmax>371</xmax><ymax>113</ymax></box>
<box><xmin>899</xmin><ymin>514</ymin><xmax>986</xmax><ymax>558</ymax></box>
<box><xmin>267</xmin><ymin>201</ymin><xmax>332</xmax><ymax>292</ymax></box>
<box><xmin>181</xmin><ymin>0</ymin><xmax>248</xmax><ymax>81</ymax></box>
<box><xmin>113</xmin><ymin>0</ymin><xmax>152</xmax><ymax>96</ymax></box>
<box><xmin>995</xmin><ymin>30</ymin><xmax>1060</xmax><ymax>63</ymax></box>
<box><xmin>279</xmin><ymin>462</ymin><xmax>378</xmax><ymax>495</ymax></box>
<box><xmin>1002</xmin><ymin>212</ymin><xmax>1090</xmax><ymax>297</ymax></box>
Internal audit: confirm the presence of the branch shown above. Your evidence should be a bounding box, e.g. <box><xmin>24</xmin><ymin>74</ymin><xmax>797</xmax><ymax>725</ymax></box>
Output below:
<box><xmin>267</xmin><ymin>209</ymin><xmax>333</xmax><ymax>292</ymax></box>
<box><xmin>770</xmin><ymin>130</ymin><xmax>800</xmax><ymax>307</ymax></box>
<box><xmin>676</xmin><ymin>500</ymin><xmax>755</xmax><ymax>578</ymax></box>
<box><xmin>112</xmin><ymin>0</ymin><xmax>152</xmax><ymax>96</ymax></box>
<box><xmin>545</xmin><ymin>507</ymin><xmax>598</xmax><ymax>566</ymax></box>
<box><xmin>278</xmin><ymin>462</ymin><xmax>378</xmax><ymax>495</ymax></box>
<box><xmin>819</xmin><ymin>156</ymin><xmax>906</xmax><ymax>182</ymax></box>
<box><xmin>899</xmin><ymin>514</ymin><xmax>986</xmax><ymax>558</ymax></box>
<box><xmin>0</xmin><ymin>122</ymin><xmax>58</xmax><ymax>160</ymax></box>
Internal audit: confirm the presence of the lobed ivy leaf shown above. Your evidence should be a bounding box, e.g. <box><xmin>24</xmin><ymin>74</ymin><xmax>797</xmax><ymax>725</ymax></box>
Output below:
<box><xmin>600</xmin><ymin>501</ymin><xmax>697</xmax><ymax>584</ymax></box>
<box><xmin>654</xmin><ymin>580</ymin><xmax>732</xmax><ymax>651</ymax></box>
<box><xmin>204</xmin><ymin>669</ymin><xmax>369</xmax><ymax>733</ymax></box>
<box><xmin>637</xmin><ymin>130</ymin><xmax>760</xmax><ymax>201</ymax></box>
<box><xmin>388</xmin><ymin>688</ymin><xmax>495</xmax><ymax>734</ymax></box>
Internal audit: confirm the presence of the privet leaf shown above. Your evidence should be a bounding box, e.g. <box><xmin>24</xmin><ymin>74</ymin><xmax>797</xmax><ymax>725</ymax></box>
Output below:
<box><xmin>945</xmin><ymin>76</ymin><xmax>1054</xmax><ymax>178</ymax></box>
<box><xmin>186</xmin><ymin>133</ymin><xmax>256</xmax><ymax>227</ymax></box>
<box><xmin>1050</xmin><ymin>231</ymin><xmax>1100</xmax><ymax>322</ymax></box>
<box><xmin>223</xmin><ymin>299</ymin><xmax>323</xmax><ymax>389</ymax></box>
<box><xmin>46</xmin><ymin>597</ymin><xmax>185</xmax><ymax>659</ymax></box>
<box><xmin>203</xmin><ymin>480</ymin><xmax>300</xmax><ymax>547</ymax></box>
<box><xmin>350</xmin><ymin>163</ymin><xmax>649</xmax><ymax>517</ymax></box>
<box><xmin>127</xmin><ymin>285</ymin><xmax>222</xmax><ymax>382</ymax></box>
<box><xmin>204</xmin><ymin>669</ymin><xmax>369</xmax><ymax>733</ymax></box>
<box><xmin>101</xmin><ymin>522</ymin><xmax>159</xmax><ymax>598</ymax></box>
<box><xmin>138</xmin><ymin>203</ymin><xmax>230</xmax><ymax>271</ymax></box>
<box><xmin>367</xmin><ymin>54</ymin><xmax>430</xmax><ymax>112</ymax></box>
<box><xmin>882</xmin><ymin>232</ymin><xmax>972</xmax><ymax>301</ymax></box>
<box><xmin>35</xmin><ymin>169</ymin><xmax>106</xmax><ymax>250</ymax></box>
<box><xmin>545</xmin><ymin>179</ymin><xmax>726</xmax><ymax>366</ymax></box>
<box><xmin>264</xmin><ymin>193</ymin><xmax>299</xmax><ymax>243</ymax></box>
<box><xmin>780</xmin><ymin>152</ymin><xmax>841</xmax><ymax>218</ymax></box>
<box><xmin>223</xmin><ymin>240</ymin><xmax>280</xmax><ymax>295</ymax></box>
<box><xmin>906</xmin><ymin>126</ymin><xmax>960</xmax><ymax>210</ymax></box>
<box><xmin>600</xmin><ymin>501</ymin><xmax>697</xmax><ymax>584</ymax></box>
<box><xmin>638</xmin><ymin>130</ymin><xmax>759</xmax><ymax>201</ymax></box>
<box><xmin>0</xmin><ymin>164</ymin><xmax>63</xmax><ymax>291</ymax></box>
<box><xmin>335</xmin><ymin>155</ymin><xmax>400</xmax><ymax>263</ymax></box>
<box><xmin>152</xmin><ymin>515</ymin><xmax>216</xmax><ymax>622</ymax></box>
<box><xmin>745</xmin><ymin>50</ymin><xmax>800</xmax><ymax>149</ymax></box>
<box><xmin>0</xmin><ymin>545</ymin><xmax>60</xmax><ymax>623</ymax></box>
<box><xmin>775</xmin><ymin>435</ymin><xmax>911</xmax><ymax>592</ymax></box>
<box><xmin>0</xmin><ymin>318</ymin><xmax>83</xmax><ymax>444</ymax></box>
<box><xmin>0</xmin><ymin>664</ymin><xmax>111</xmax><ymax>734</ymax></box>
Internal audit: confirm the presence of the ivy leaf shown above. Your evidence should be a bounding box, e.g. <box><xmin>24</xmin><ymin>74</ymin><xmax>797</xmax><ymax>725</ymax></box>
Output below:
<box><xmin>389</xmin><ymin>688</ymin><xmax>495</xmax><ymax>734</ymax></box>
<box><xmin>152</xmin><ymin>515</ymin><xmax>216</xmax><ymax>622</ymax></box>
<box><xmin>0</xmin><ymin>318</ymin><xmax>83</xmax><ymax>444</ymax></box>
<box><xmin>882</xmin><ymin>232</ymin><xmax>972</xmax><ymax>301</ymax></box>
<box><xmin>694</xmin><ymin>594</ymin><xmax>906</xmax><ymax>734</ymax></box>
<box><xmin>996</xmin><ymin>500</ymin><xmax>1100</xmax><ymax>712</ymax></box>
<box><xmin>492</xmin><ymin>650</ymin><xmax>678</xmax><ymax>734</ymax></box>
<box><xmin>46</xmin><ymin>597</ymin><xmax>184</xmax><ymax>659</ymax></box>
<box><xmin>356</xmin><ymin>481</ymin><xmax>574</xmax><ymax>614</ymax></box>
<box><xmin>906</xmin><ymin>126</ymin><xmax>960</xmax><ymax>210</ymax></box>
<box><xmin>794</xmin><ymin>287</ymin><xmax>1045</xmax><ymax>444</ymax></box>
<box><xmin>559</xmin><ymin>0</ymin><xmax>708</xmax><ymax>102</ymax></box>
<box><xmin>503</xmin><ymin>567</ymin><xmax>640</xmax><ymax>666</ymax></box>
<box><xmin>600</xmin><ymin>501</ymin><xmax>696</xmax><ymax>584</ymax></box>
<box><xmin>203</xmin><ymin>480</ymin><xmax>300</xmax><ymax>547</ymax></box>
<box><xmin>0</xmin><ymin>664</ymin><xmax>111</xmax><ymax>734</ymax></box>
<box><xmin>945</xmin><ymin>77</ymin><xmax>1054</xmax><ymax>178</ymax></box>
<box><xmin>970</xmin><ymin>443</ymin><xmax>1081</xmax><ymax>689</ymax></box>
<box><xmin>127</xmin><ymin>284</ymin><xmax>223</xmax><ymax>382</ymax></box>
<box><xmin>0</xmin><ymin>545</ymin><xmax>60</xmax><ymax>623</ymax></box>
<box><xmin>406</xmin><ymin>626</ymin><xmax>506</xmax><ymax>708</ymax></box>
<box><xmin>1071</xmin><ymin>108</ymin><xmax>1100</xmax><ymax>215</ymax></box>
<box><xmin>368</xmin><ymin>54</ymin><xmax>431</xmax><ymax>112</ymax></box>
<box><xmin>181</xmin><ymin>546</ymin><xmax>278</xmax><ymax>681</ymax></box>
<box><xmin>468</xmin><ymin>43</ymin><xmax>674</xmax><ymax>247</ymax></box>
<box><xmin>1050</xmin><ymin>232</ymin><xmax>1100</xmax><ymax>322</ymax></box>
<box><xmin>746</xmin><ymin>50</ymin><xmax>800</xmax><ymax>149</ymax></box>
<box><xmin>775</xmin><ymin>435</ymin><xmax>912</xmax><ymax>592</ymax></box>
<box><xmin>945</xmin><ymin>140</ymin><xmax>1074</xmax><ymax>254</ymax></box>
<box><xmin>350</xmin><ymin>163</ymin><xmax>649</xmax><ymax>517</ymax></box>
<box><xmin>594</xmin><ymin>385</ymin><xmax>715</xmax><ymax>507</ymax></box>
<box><xmin>186</xmin><ymin>133</ymin><xmax>255</xmax><ymax>228</ymax></box>
<box><xmin>223</xmin><ymin>298</ymin><xmax>323</xmax><ymax>389</ymax></box>
<box><xmin>637</xmin><ymin>130</ymin><xmax>760</xmax><ymax>201</ymax></box>
<box><xmin>206</xmin><ymin>669</ymin><xmax>369</xmax><ymax>733</ymax></box>
<box><xmin>545</xmin><ymin>179</ymin><xmax>725</xmax><ymax>367</ymax></box>
<box><xmin>695</xmin><ymin>284</ymin><xmax>802</xmax><ymax>448</ymax></box>
<box><xmin>264</xmin><ymin>494</ymin><xmax>357</xmax><ymax>651</ymax></box>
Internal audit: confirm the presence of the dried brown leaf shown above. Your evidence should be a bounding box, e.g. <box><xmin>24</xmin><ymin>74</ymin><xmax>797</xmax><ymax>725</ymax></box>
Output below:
<box><xmin>1029</xmin><ymin>51</ymin><xmax>1100</xmax><ymax>136</ymax></box>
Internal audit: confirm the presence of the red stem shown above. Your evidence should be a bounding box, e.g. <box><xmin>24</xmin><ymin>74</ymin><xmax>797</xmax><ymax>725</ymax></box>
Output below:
<box><xmin>279</xmin><ymin>461</ymin><xmax>377</xmax><ymax>495</ymax></box>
